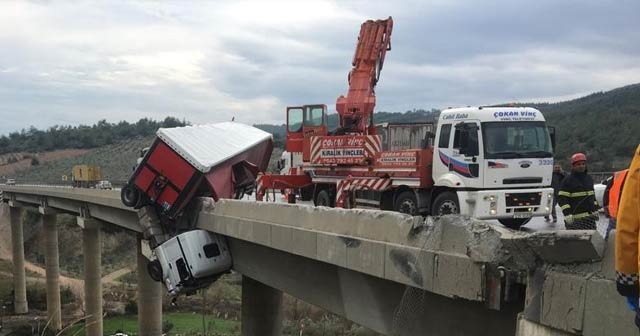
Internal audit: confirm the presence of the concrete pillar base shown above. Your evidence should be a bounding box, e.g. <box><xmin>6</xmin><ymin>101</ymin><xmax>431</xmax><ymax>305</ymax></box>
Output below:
<box><xmin>81</xmin><ymin>217</ymin><xmax>103</xmax><ymax>336</ymax></box>
<box><xmin>241</xmin><ymin>275</ymin><xmax>283</xmax><ymax>336</ymax></box>
<box><xmin>9</xmin><ymin>206</ymin><xmax>28</xmax><ymax>314</ymax></box>
<box><xmin>43</xmin><ymin>211</ymin><xmax>62</xmax><ymax>331</ymax></box>
<box><xmin>137</xmin><ymin>237</ymin><xmax>163</xmax><ymax>336</ymax></box>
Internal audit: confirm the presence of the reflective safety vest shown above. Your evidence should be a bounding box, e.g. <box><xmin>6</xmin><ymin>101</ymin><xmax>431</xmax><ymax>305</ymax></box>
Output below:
<box><xmin>609</xmin><ymin>169</ymin><xmax>629</xmax><ymax>219</ymax></box>
<box><xmin>615</xmin><ymin>145</ymin><xmax>640</xmax><ymax>291</ymax></box>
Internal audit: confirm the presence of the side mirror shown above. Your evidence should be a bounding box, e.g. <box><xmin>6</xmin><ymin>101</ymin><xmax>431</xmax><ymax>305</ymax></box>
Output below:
<box><xmin>548</xmin><ymin>126</ymin><xmax>556</xmax><ymax>153</ymax></box>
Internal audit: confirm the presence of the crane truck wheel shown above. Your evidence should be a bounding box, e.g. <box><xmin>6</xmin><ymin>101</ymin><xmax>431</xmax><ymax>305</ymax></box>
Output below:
<box><xmin>394</xmin><ymin>191</ymin><xmax>418</xmax><ymax>215</ymax></box>
<box><xmin>315</xmin><ymin>189</ymin><xmax>334</xmax><ymax>207</ymax></box>
<box><xmin>147</xmin><ymin>260</ymin><xmax>163</xmax><ymax>282</ymax></box>
<box><xmin>498</xmin><ymin>218</ymin><xmax>531</xmax><ymax>230</ymax></box>
<box><xmin>432</xmin><ymin>191</ymin><xmax>460</xmax><ymax>216</ymax></box>
<box><xmin>121</xmin><ymin>184</ymin><xmax>141</xmax><ymax>208</ymax></box>
<box><xmin>299</xmin><ymin>185</ymin><xmax>314</xmax><ymax>201</ymax></box>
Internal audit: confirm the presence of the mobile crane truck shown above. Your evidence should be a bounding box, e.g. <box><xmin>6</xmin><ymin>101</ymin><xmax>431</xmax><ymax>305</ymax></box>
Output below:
<box><xmin>256</xmin><ymin>16</ymin><xmax>555</xmax><ymax>229</ymax></box>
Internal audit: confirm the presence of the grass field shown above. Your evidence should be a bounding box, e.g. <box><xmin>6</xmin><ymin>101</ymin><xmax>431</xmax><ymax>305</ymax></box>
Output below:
<box><xmin>61</xmin><ymin>312</ymin><xmax>240</xmax><ymax>336</ymax></box>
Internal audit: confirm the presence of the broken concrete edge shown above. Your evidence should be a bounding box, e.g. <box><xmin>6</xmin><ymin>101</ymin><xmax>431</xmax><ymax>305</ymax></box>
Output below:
<box><xmin>196</xmin><ymin>210</ymin><xmax>489</xmax><ymax>302</ymax></box>
<box><xmin>516</xmin><ymin>314</ymin><xmax>575</xmax><ymax>336</ymax></box>
<box><xmin>524</xmin><ymin>229</ymin><xmax>605</xmax><ymax>265</ymax></box>
<box><xmin>523</xmin><ymin>266</ymin><xmax>638</xmax><ymax>335</ymax></box>
<box><xmin>199</xmin><ymin>198</ymin><xmax>607</xmax><ymax>270</ymax></box>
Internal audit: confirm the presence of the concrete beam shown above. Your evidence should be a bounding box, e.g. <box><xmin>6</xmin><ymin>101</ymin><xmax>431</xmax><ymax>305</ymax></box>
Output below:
<box><xmin>2</xmin><ymin>186</ymin><xmax>141</xmax><ymax>231</ymax></box>
<box><xmin>524</xmin><ymin>265</ymin><xmax>638</xmax><ymax>335</ymax></box>
<box><xmin>87</xmin><ymin>203</ymin><xmax>141</xmax><ymax>232</ymax></box>
<box><xmin>198</xmin><ymin>209</ymin><xmax>488</xmax><ymax>302</ymax></box>
<box><xmin>228</xmin><ymin>238</ymin><xmax>520</xmax><ymax>336</ymax></box>
<box><xmin>241</xmin><ymin>275</ymin><xmax>283</xmax><ymax>336</ymax></box>
<box><xmin>81</xmin><ymin>217</ymin><xmax>103</xmax><ymax>336</ymax></box>
<box><xmin>43</xmin><ymin>212</ymin><xmax>62</xmax><ymax>331</ymax></box>
<box><xmin>516</xmin><ymin>315</ymin><xmax>573</xmax><ymax>336</ymax></box>
<box><xmin>526</xmin><ymin>230</ymin><xmax>604</xmax><ymax>264</ymax></box>
<box><xmin>9</xmin><ymin>205</ymin><xmax>28</xmax><ymax>314</ymax></box>
<box><xmin>136</xmin><ymin>238</ymin><xmax>163</xmax><ymax>336</ymax></box>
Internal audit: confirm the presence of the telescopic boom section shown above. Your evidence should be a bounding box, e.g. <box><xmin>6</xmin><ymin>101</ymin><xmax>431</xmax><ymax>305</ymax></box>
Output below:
<box><xmin>336</xmin><ymin>16</ymin><xmax>393</xmax><ymax>134</ymax></box>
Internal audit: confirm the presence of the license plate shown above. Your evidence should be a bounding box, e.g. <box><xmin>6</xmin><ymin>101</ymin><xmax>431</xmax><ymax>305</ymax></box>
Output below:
<box><xmin>513</xmin><ymin>212</ymin><xmax>533</xmax><ymax>219</ymax></box>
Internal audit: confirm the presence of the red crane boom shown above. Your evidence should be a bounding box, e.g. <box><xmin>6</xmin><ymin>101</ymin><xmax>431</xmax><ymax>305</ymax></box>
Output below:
<box><xmin>336</xmin><ymin>16</ymin><xmax>393</xmax><ymax>134</ymax></box>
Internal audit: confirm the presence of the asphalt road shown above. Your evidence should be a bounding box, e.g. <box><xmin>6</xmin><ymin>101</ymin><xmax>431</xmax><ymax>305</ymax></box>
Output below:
<box><xmin>516</xmin><ymin>205</ymin><xmax>609</xmax><ymax>236</ymax></box>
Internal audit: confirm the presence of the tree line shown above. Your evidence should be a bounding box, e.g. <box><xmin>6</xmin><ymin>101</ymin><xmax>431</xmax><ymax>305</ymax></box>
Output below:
<box><xmin>2</xmin><ymin>83</ymin><xmax>638</xmax><ymax>171</ymax></box>
<box><xmin>0</xmin><ymin>117</ymin><xmax>187</xmax><ymax>155</ymax></box>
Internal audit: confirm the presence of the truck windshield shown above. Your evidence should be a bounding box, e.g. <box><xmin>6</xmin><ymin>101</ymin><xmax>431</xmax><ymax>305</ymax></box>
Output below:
<box><xmin>482</xmin><ymin>121</ymin><xmax>552</xmax><ymax>159</ymax></box>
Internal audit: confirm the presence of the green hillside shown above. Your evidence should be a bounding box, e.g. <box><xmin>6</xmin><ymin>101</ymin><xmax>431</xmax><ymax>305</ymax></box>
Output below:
<box><xmin>14</xmin><ymin>137</ymin><xmax>154</xmax><ymax>185</ymax></box>
<box><xmin>533</xmin><ymin>83</ymin><xmax>640</xmax><ymax>170</ymax></box>
<box><xmin>3</xmin><ymin>84</ymin><xmax>639</xmax><ymax>179</ymax></box>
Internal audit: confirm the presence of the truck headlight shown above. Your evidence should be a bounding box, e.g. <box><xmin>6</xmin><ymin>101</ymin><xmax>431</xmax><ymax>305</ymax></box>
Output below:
<box><xmin>484</xmin><ymin>195</ymin><xmax>496</xmax><ymax>202</ymax></box>
<box><xmin>490</xmin><ymin>209</ymin><xmax>497</xmax><ymax>215</ymax></box>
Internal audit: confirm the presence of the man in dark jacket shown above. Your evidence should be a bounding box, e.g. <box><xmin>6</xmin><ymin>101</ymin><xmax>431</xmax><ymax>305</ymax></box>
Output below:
<box><xmin>546</xmin><ymin>164</ymin><xmax>565</xmax><ymax>223</ymax></box>
<box><xmin>558</xmin><ymin>153</ymin><xmax>599</xmax><ymax>230</ymax></box>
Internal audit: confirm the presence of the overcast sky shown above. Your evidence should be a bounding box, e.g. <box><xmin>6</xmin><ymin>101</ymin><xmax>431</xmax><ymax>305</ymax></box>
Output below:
<box><xmin>0</xmin><ymin>0</ymin><xmax>639</xmax><ymax>135</ymax></box>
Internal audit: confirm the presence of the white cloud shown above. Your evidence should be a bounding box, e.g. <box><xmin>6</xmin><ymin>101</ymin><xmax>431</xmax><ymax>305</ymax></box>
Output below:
<box><xmin>0</xmin><ymin>0</ymin><xmax>638</xmax><ymax>135</ymax></box>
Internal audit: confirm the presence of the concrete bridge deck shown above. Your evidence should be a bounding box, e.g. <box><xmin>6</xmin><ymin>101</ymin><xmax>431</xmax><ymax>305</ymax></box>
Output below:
<box><xmin>0</xmin><ymin>184</ymin><xmax>635</xmax><ymax>335</ymax></box>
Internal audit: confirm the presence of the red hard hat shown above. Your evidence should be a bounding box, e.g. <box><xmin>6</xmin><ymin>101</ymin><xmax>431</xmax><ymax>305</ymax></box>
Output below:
<box><xmin>571</xmin><ymin>153</ymin><xmax>587</xmax><ymax>165</ymax></box>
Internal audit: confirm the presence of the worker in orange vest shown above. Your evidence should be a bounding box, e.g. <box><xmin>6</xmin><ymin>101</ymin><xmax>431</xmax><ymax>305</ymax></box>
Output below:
<box><xmin>604</xmin><ymin>168</ymin><xmax>629</xmax><ymax>239</ymax></box>
<box><xmin>615</xmin><ymin>145</ymin><xmax>640</xmax><ymax>328</ymax></box>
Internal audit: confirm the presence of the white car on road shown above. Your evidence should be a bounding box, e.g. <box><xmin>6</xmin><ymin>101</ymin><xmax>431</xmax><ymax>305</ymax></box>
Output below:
<box><xmin>96</xmin><ymin>180</ymin><xmax>113</xmax><ymax>190</ymax></box>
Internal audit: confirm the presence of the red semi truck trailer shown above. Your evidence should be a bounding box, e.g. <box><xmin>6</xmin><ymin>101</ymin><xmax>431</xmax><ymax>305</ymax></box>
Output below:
<box><xmin>121</xmin><ymin>122</ymin><xmax>273</xmax><ymax>220</ymax></box>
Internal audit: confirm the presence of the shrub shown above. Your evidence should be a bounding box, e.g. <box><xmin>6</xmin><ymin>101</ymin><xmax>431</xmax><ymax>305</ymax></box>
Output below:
<box><xmin>162</xmin><ymin>320</ymin><xmax>174</xmax><ymax>333</ymax></box>
<box><xmin>124</xmin><ymin>299</ymin><xmax>137</xmax><ymax>315</ymax></box>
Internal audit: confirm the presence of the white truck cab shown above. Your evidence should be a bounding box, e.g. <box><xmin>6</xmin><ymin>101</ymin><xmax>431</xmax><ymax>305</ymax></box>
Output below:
<box><xmin>148</xmin><ymin>230</ymin><xmax>232</xmax><ymax>296</ymax></box>
<box><xmin>433</xmin><ymin>106</ymin><xmax>555</xmax><ymax>228</ymax></box>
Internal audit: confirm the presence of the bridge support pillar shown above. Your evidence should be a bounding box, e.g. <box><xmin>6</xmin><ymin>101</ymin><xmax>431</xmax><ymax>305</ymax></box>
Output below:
<box><xmin>137</xmin><ymin>237</ymin><xmax>163</xmax><ymax>336</ymax></box>
<box><xmin>9</xmin><ymin>205</ymin><xmax>28</xmax><ymax>314</ymax></box>
<box><xmin>41</xmin><ymin>208</ymin><xmax>62</xmax><ymax>331</ymax></box>
<box><xmin>241</xmin><ymin>275</ymin><xmax>283</xmax><ymax>336</ymax></box>
<box><xmin>79</xmin><ymin>217</ymin><xmax>103</xmax><ymax>336</ymax></box>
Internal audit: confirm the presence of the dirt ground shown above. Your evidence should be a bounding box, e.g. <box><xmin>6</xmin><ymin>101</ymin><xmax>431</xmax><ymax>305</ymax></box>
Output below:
<box><xmin>0</xmin><ymin>149</ymin><xmax>89</xmax><ymax>176</ymax></box>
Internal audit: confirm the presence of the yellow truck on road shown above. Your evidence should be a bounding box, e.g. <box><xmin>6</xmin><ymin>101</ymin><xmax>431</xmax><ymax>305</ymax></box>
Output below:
<box><xmin>72</xmin><ymin>165</ymin><xmax>102</xmax><ymax>188</ymax></box>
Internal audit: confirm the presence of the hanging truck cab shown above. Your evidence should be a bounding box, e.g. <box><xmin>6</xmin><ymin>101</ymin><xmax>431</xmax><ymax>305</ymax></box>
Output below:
<box><xmin>121</xmin><ymin>122</ymin><xmax>273</xmax><ymax>295</ymax></box>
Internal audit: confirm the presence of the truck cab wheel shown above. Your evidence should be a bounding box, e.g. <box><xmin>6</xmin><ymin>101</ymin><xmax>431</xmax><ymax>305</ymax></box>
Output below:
<box><xmin>299</xmin><ymin>185</ymin><xmax>314</xmax><ymax>201</ymax></box>
<box><xmin>394</xmin><ymin>191</ymin><xmax>418</xmax><ymax>215</ymax></box>
<box><xmin>121</xmin><ymin>184</ymin><xmax>141</xmax><ymax>207</ymax></box>
<box><xmin>432</xmin><ymin>191</ymin><xmax>460</xmax><ymax>216</ymax></box>
<box><xmin>147</xmin><ymin>260</ymin><xmax>163</xmax><ymax>282</ymax></box>
<box><xmin>315</xmin><ymin>189</ymin><xmax>334</xmax><ymax>207</ymax></box>
<box><xmin>498</xmin><ymin>218</ymin><xmax>531</xmax><ymax>230</ymax></box>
